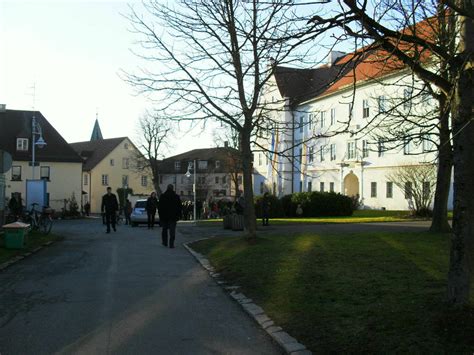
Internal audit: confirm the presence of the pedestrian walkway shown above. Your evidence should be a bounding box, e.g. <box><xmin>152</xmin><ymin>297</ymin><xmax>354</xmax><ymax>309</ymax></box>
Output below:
<box><xmin>0</xmin><ymin>219</ymin><xmax>282</xmax><ymax>354</ymax></box>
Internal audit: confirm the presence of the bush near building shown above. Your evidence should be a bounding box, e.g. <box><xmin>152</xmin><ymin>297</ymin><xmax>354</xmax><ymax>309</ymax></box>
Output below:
<box><xmin>255</xmin><ymin>192</ymin><xmax>354</xmax><ymax>218</ymax></box>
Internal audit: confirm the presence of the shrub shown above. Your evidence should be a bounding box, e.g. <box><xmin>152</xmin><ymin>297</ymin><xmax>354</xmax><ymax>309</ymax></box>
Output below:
<box><xmin>279</xmin><ymin>191</ymin><xmax>353</xmax><ymax>217</ymax></box>
<box><xmin>254</xmin><ymin>194</ymin><xmax>285</xmax><ymax>218</ymax></box>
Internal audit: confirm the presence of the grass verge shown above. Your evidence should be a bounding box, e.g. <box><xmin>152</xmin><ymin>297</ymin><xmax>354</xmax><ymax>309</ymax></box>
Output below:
<box><xmin>197</xmin><ymin>210</ymin><xmax>416</xmax><ymax>226</ymax></box>
<box><xmin>191</xmin><ymin>232</ymin><xmax>473</xmax><ymax>353</ymax></box>
<box><xmin>0</xmin><ymin>230</ymin><xmax>62</xmax><ymax>265</ymax></box>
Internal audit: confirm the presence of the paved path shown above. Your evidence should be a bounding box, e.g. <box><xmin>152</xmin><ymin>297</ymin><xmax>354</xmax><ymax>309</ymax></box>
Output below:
<box><xmin>0</xmin><ymin>219</ymin><xmax>282</xmax><ymax>355</ymax></box>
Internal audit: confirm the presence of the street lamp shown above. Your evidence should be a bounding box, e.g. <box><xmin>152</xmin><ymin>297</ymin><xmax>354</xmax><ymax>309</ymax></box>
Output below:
<box><xmin>185</xmin><ymin>160</ymin><xmax>196</xmax><ymax>221</ymax></box>
<box><xmin>31</xmin><ymin>115</ymin><xmax>47</xmax><ymax>179</ymax></box>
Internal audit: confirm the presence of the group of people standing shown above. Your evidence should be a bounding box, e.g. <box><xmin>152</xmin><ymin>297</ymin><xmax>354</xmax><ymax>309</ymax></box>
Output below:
<box><xmin>101</xmin><ymin>184</ymin><xmax>182</xmax><ymax>248</ymax></box>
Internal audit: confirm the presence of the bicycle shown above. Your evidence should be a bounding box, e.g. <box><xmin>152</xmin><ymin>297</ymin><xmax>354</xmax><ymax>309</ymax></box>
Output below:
<box><xmin>21</xmin><ymin>203</ymin><xmax>53</xmax><ymax>235</ymax></box>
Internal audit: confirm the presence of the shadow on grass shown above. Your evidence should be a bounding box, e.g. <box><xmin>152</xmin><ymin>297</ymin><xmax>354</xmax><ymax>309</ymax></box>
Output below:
<box><xmin>192</xmin><ymin>231</ymin><xmax>474</xmax><ymax>353</ymax></box>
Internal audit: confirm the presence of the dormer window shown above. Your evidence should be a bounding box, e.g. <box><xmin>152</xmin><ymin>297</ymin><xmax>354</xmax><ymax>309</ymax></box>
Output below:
<box><xmin>215</xmin><ymin>160</ymin><xmax>221</xmax><ymax>169</ymax></box>
<box><xmin>175</xmin><ymin>161</ymin><xmax>181</xmax><ymax>170</ymax></box>
<box><xmin>16</xmin><ymin>138</ymin><xmax>28</xmax><ymax>151</ymax></box>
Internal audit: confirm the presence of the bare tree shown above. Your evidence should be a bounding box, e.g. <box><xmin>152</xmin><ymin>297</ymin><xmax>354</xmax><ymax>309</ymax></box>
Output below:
<box><xmin>309</xmin><ymin>0</ymin><xmax>473</xmax><ymax>306</ymax></box>
<box><xmin>124</xmin><ymin>0</ymin><xmax>321</xmax><ymax>240</ymax></box>
<box><xmin>133</xmin><ymin>110</ymin><xmax>171</xmax><ymax>195</ymax></box>
<box><xmin>387</xmin><ymin>164</ymin><xmax>436</xmax><ymax>216</ymax></box>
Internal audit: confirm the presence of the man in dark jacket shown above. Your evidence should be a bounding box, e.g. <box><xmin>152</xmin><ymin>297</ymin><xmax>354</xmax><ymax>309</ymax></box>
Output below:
<box><xmin>158</xmin><ymin>184</ymin><xmax>182</xmax><ymax>248</ymax></box>
<box><xmin>101</xmin><ymin>187</ymin><xmax>119</xmax><ymax>233</ymax></box>
<box><xmin>145</xmin><ymin>192</ymin><xmax>158</xmax><ymax>229</ymax></box>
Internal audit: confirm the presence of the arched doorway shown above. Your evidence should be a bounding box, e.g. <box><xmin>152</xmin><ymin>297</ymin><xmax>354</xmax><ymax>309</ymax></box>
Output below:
<box><xmin>344</xmin><ymin>172</ymin><xmax>359</xmax><ymax>197</ymax></box>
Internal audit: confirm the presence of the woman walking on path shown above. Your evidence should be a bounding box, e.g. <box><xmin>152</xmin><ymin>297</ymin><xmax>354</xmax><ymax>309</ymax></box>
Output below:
<box><xmin>146</xmin><ymin>192</ymin><xmax>158</xmax><ymax>229</ymax></box>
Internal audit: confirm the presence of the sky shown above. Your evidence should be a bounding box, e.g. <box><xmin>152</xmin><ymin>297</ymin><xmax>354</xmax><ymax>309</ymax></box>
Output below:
<box><xmin>0</xmin><ymin>0</ymin><xmax>215</xmax><ymax>157</ymax></box>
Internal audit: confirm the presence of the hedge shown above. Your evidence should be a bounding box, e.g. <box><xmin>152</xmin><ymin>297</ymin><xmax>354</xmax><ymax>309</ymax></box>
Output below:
<box><xmin>255</xmin><ymin>191</ymin><xmax>354</xmax><ymax>218</ymax></box>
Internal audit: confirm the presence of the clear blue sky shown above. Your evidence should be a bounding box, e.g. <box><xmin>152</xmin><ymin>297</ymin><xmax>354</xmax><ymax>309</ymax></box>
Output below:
<box><xmin>0</xmin><ymin>0</ymin><xmax>213</xmax><ymax>156</ymax></box>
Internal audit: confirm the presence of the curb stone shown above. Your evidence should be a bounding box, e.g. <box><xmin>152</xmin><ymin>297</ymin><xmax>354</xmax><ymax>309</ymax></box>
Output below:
<box><xmin>0</xmin><ymin>239</ymin><xmax>58</xmax><ymax>272</ymax></box>
<box><xmin>183</xmin><ymin>241</ymin><xmax>312</xmax><ymax>355</ymax></box>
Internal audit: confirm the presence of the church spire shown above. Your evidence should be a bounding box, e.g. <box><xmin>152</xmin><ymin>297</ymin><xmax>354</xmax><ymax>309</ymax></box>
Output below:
<box><xmin>90</xmin><ymin>112</ymin><xmax>103</xmax><ymax>141</ymax></box>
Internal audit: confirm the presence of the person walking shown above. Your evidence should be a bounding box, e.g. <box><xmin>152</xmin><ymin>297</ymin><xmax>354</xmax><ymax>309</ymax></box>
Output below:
<box><xmin>101</xmin><ymin>187</ymin><xmax>119</xmax><ymax>233</ymax></box>
<box><xmin>124</xmin><ymin>199</ymin><xmax>132</xmax><ymax>225</ymax></box>
<box><xmin>262</xmin><ymin>192</ymin><xmax>271</xmax><ymax>226</ymax></box>
<box><xmin>158</xmin><ymin>184</ymin><xmax>182</xmax><ymax>248</ymax></box>
<box><xmin>146</xmin><ymin>192</ymin><xmax>159</xmax><ymax>229</ymax></box>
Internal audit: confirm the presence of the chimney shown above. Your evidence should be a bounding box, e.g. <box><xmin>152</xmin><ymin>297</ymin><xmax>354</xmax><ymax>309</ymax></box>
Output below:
<box><xmin>327</xmin><ymin>51</ymin><xmax>345</xmax><ymax>66</ymax></box>
<box><xmin>224</xmin><ymin>141</ymin><xmax>229</xmax><ymax>148</ymax></box>
<box><xmin>0</xmin><ymin>104</ymin><xmax>6</xmax><ymax>112</ymax></box>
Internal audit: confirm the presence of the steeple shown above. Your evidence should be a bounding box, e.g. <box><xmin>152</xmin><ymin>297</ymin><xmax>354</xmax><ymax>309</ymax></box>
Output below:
<box><xmin>90</xmin><ymin>112</ymin><xmax>103</xmax><ymax>141</ymax></box>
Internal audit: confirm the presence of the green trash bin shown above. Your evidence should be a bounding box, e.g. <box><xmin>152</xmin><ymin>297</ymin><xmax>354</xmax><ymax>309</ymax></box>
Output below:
<box><xmin>3</xmin><ymin>222</ymin><xmax>30</xmax><ymax>249</ymax></box>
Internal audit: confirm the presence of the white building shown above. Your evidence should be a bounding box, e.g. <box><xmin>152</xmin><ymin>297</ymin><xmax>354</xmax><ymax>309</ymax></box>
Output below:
<box><xmin>253</xmin><ymin>49</ymin><xmax>453</xmax><ymax>211</ymax></box>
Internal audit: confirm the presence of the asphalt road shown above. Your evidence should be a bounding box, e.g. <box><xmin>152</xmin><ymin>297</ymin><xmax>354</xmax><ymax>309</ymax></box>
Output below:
<box><xmin>0</xmin><ymin>218</ymin><xmax>282</xmax><ymax>355</ymax></box>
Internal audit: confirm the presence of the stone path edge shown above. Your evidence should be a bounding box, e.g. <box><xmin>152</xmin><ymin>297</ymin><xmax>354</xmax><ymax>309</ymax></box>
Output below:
<box><xmin>0</xmin><ymin>240</ymin><xmax>56</xmax><ymax>272</ymax></box>
<box><xmin>183</xmin><ymin>239</ymin><xmax>312</xmax><ymax>355</ymax></box>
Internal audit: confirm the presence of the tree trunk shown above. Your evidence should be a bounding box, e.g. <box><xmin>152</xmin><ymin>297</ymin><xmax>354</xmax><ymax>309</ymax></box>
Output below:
<box><xmin>430</xmin><ymin>95</ymin><xmax>453</xmax><ymax>233</ymax></box>
<box><xmin>241</xmin><ymin>129</ymin><xmax>257</xmax><ymax>241</ymax></box>
<box><xmin>447</xmin><ymin>7</ymin><xmax>474</xmax><ymax>305</ymax></box>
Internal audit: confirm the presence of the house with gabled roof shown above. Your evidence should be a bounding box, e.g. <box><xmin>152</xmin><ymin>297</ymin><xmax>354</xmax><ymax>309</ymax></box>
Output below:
<box><xmin>254</xmin><ymin>18</ymin><xmax>453</xmax><ymax>210</ymax></box>
<box><xmin>0</xmin><ymin>106</ymin><xmax>83</xmax><ymax>212</ymax></box>
<box><xmin>156</xmin><ymin>146</ymin><xmax>243</xmax><ymax>202</ymax></box>
<box><xmin>70</xmin><ymin>121</ymin><xmax>153</xmax><ymax>213</ymax></box>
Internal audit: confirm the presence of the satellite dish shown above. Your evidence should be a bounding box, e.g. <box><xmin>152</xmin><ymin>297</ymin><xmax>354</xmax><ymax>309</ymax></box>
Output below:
<box><xmin>0</xmin><ymin>150</ymin><xmax>12</xmax><ymax>173</ymax></box>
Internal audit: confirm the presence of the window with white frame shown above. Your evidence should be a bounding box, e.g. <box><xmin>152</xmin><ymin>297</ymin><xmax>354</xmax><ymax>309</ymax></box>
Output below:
<box><xmin>378</xmin><ymin>139</ymin><xmax>384</xmax><ymax>157</ymax></box>
<box><xmin>198</xmin><ymin>160</ymin><xmax>208</xmax><ymax>170</ymax></box>
<box><xmin>308</xmin><ymin>146</ymin><xmax>314</xmax><ymax>163</ymax></box>
<box><xmin>362</xmin><ymin>99</ymin><xmax>370</xmax><ymax>118</ymax></box>
<box><xmin>11</xmin><ymin>166</ymin><xmax>21</xmax><ymax>181</ymax></box>
<box><xmin>330</xmin><ymin>144</ymin><xmax>336</xmax><ymax>161</ymax></box>
<box><xmin>386</xmin><ymin>181</ymin><xmax>393</xmax><ymax>198</ymax></box>
<box><xmin>330</xmin><ymin>182</ymin><xmax>335</xmax><ymax>192</ymax></box>
<box><xmin>362</xmin><ymin>140</ymin><xmax>369</xmax><ymax>158</ymax></box>
<box><xmin>405</xmin><ymin>181</ymin><xmax>413</xmax><ymax>199</ymax></box>
<box><xmin>330</xmin><ymin>108</ymin><xmax>336</xmax><ymax>125</ymax></box>
<box><xmin>122</xmin><ymin>158</ymin><xmax>129</xmax><ymax>169</ymax></box>
<box><xmin>172</xmin><ymin>176</ymin><xmax>177</xmax><ymax>184</ymax></box>
<box><xmin>378</xmin><ymin>95</ymin><xmax>387</xmax><ymax>113</ymax></box>
<box><xmin>371</xmin><ymin>182</ymin><xmax>377</xmax><ymax>197</ymax></box>
<box><xmin>404</xmin><ymin>88</ymin><xmax>413</xmax><ymax>111</ymax></box>
<box><xmin>215</xmin><ymin>160</ymin><xmax>221</xmax><ymax>169</ymax></box>
<box><xmin>175</xmin><ymin>161</ymin><xmax>181</xmax><ymax>170</ymax></box>
<box><xmin>84</xmin><ymin>174</ymin><xmax>89</xmax><ymax>186</ymax></box>
<box><xmin>258</xmin><ymin>153</ymin><xmax>263</xmax><ymax>166</ymax></box>
<box><xmin>40</xmin><ymin>166</ymin><xmax>50</xmax><ymax>180</ymax></box>
<box><xmin>320</xmin><ymin>111</ymin><xmax>326</xmax><ymax>128</ymax></box>
<box><xmin>141</xmin><ymin>175</ymin><xmax>148</xmax><ymax>187</ymax></box>
<box><xmin>320</xmin><ymin>182</ymin><xmax>325</xmax><ymax>192</ymax></box>
<box><xmin>102</xmin><ymin>174</ymin><xmax>109</xmax><ymax>186</ymax></box>
<box><xmin>320</xmin><ymin>145</ymin><xmax>326</xmax><ymax>162</ymax></box>
<box><xmin>16</xmin><ymin>138</ymin><xmax>28</xmax><ymax>151</ymax></box>
<box><xmin>423</xmin><ymin>181</ymin><xmax>431</xmax><ymax>199</ymax></box>
<box><xmin>347</xmin><ymin>141</ymin><xmax>356</xmax><ymax>160</ymax></box>
<box><xmin>403</xmin><ymin>138</ymin><xmax>412</xmax><ymax>155</ymax></box>
<box><xmin>422</xmin><ymin>134</ymin><xmax>434</xmax><ymax>152</ymax></box>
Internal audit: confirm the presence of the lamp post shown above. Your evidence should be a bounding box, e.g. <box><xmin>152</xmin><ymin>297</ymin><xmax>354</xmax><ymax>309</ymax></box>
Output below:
<box><xmin>185</xmin><ymin>160</ymin><xmax>196</xmax><ymax>221</ymax></box>
<box><xmin>31</xmin><ymin>115</ymin><xmax>47</xmax><ymax>179</ymax></box>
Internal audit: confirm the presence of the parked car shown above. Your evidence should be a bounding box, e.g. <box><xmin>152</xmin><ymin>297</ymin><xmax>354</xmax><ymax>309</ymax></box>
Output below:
<box><xmin>130</xmin><ymin>199</ymin><xmax>158</xmax><ymax>227</ymax></box>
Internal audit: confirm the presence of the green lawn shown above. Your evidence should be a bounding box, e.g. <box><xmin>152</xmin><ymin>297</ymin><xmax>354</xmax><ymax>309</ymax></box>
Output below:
<box><xmin>0</xmin><ymin>231</ymin><xmax>62</xmax><ymax>264</ymax></box>
<box><xmin>191</xmin><ymin>232</ymin><xmax>474</xmax><ymax>353</ymax></box>
<box><xmin>198</xmin><ymin>210</ymin><xmax>416</xmax><ymax>226</ymax></box>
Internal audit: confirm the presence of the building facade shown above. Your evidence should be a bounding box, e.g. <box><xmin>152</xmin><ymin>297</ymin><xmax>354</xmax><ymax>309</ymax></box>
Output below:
<box><xmin>156</xmin><ymin>147</ymin><xmax>243</xmax><ymax>202</ymax></box>
<box><xmin>254</xmin><ymin>51</ymin><xmax>453</xmax><ymax>211</ymax></box>
<box><xmin>71</xmin><ymin>133</ymin><xmax>154</xmax><ymax>213</ymax></box>
<box><xmin>0</xmin><ymin>107</ymin><xmax>83</xmax><ymax>213</ymax></box>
